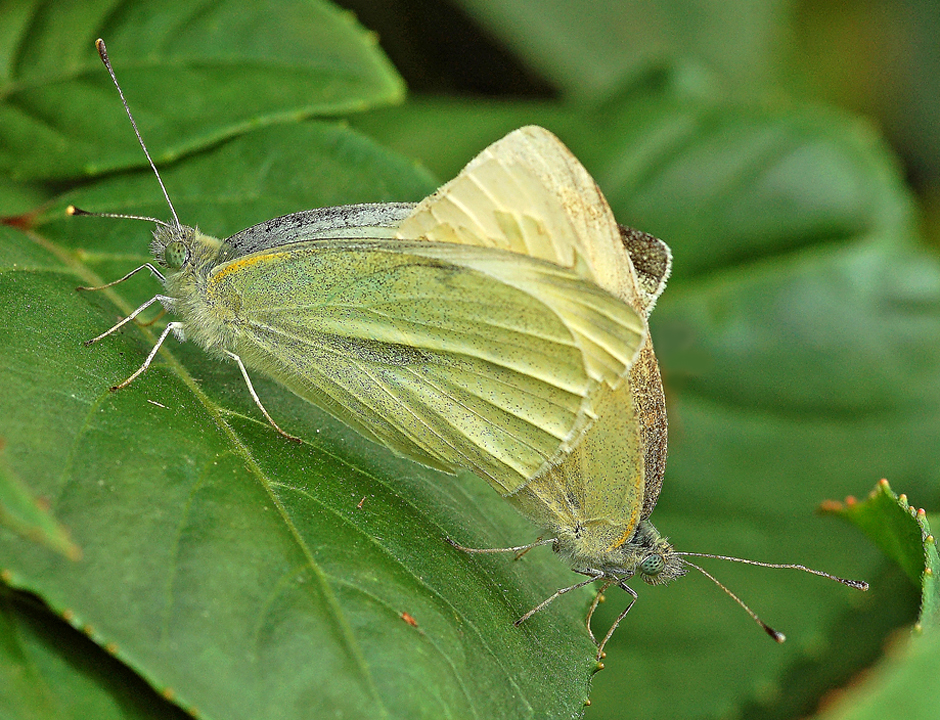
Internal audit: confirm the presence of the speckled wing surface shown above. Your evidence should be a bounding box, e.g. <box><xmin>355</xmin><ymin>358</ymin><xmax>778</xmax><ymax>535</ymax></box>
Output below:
<box><xmin>397</xmin><ymin>125</ymin><xmax>672</xmax><ymax>532</ymax></box>
<box><xmin>212</xmin><ymin>157</ymin><xmax>646</xmax><ymax>493</ymax></box>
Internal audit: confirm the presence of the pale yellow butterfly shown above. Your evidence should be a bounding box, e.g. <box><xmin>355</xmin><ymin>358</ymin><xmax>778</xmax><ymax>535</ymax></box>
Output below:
<box><xmin>409</xmin><ymin>126</ymin><xmax>868</xmax><ymax>658</ymax></box>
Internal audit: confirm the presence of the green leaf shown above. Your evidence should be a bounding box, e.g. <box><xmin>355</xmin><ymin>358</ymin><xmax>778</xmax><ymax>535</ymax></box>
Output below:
<box><xmin>0</xmin><ymin>121</ymin><xmax>599</xmax><ymax>720</ymax></box>
<box><xmin>0</xmin><ymin>173</ymin><xmax>49</xmax><ymax>216</ymax></box>
<box><xmin>0</xmin><ymin>0</ymin><xmax>404</xmax><ymax>180</ymax></box>
<box><xmin>821</xmin><ymin>480</ymin><xmax>940</xmax><ymax>630</ymax></box>
<box><xmin>0</xmin><ymin>444</ymin><xmax>81</xmax><ymax>560</ymax></box>
<box><xmin>0</xmin><ymin>589</ymin><xmax>188</xmax><ymax>720</ymax></box>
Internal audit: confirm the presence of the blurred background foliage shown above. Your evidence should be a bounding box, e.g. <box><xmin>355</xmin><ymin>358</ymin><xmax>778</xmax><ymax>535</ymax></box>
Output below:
<box><xmin>344</xmin><ymin>0</ymin><xmax>940</xmax><ymax>246</ymax></box>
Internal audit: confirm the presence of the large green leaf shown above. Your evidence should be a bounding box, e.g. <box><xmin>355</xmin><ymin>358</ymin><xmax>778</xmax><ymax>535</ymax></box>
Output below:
<box><xmin>0</xmin><ymin>0</ymin><xmax>403</xmax><ymax>181</ymax></box>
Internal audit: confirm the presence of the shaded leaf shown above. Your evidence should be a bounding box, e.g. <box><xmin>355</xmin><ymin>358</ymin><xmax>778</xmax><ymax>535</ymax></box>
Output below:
<box><xmin>0</xmin><ymin>589</ymin><xmax>188</xmax><ymax>720</ymax></box>
<box><xmin>821</xmin><ymin>479</ymin><xmax>940</xmax><ymax>630</ymax></box>
<box><xmin>0</xmin><ymin>444</ymin><xmax>80</xmax><ymax>560</ymax></box>
<box><xmin>0</xmin><ymin>0</ymin><xmax>403</xmax><ymax>180</ymax></box>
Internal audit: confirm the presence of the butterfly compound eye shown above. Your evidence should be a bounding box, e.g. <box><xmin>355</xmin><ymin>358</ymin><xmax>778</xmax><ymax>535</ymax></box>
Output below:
<box><xmin>163</xmin><ymin>240</ymin><xmax>188</xmax><ymax>269</ymax></box>
<box><xmin>639</xmin><ymin>553</ymin><xmax>666</xmax><ymax>577</ymax></box>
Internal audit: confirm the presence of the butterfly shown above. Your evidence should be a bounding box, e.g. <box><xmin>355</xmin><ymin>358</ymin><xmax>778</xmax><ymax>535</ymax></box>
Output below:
<box><xmin>413</xmin><ymin>125</ymin><xmax>867</xmax><ymax>658</ymax></box>
<box><xmin>79</xmin><ymin>42</ymin><xmax>867</xmax><ymax>661</ymax></box>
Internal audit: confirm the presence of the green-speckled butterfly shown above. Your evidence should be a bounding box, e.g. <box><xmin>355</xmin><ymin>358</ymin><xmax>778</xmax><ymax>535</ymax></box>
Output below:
<box><xmin>414</xmin><ymin>125</ymin><xmax>868</xmax><ymax>658</ymax></box>
<box><xmin>75</xmin><ymin>40</ymin><xmax>644</xmax><ymax>500</ymax></box>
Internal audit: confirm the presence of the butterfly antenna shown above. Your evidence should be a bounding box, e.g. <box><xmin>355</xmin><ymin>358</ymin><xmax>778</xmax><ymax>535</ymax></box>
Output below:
<box><xmin>94</xmin><ymin>38</ymin><xmax>181</xmax><ymax>232</ymax></box>
<box><xmin>66</xmin><ymin>204</ymin><xmax>172</xmax><ymax>228</ymax></box>
<box><xmin>679</xmin><ymin>558</ymin><xmax>786</xmax><ymax>642</ymax></box>
<box><xmin>678</xmin><ymin>552</ymin><xmax>869</xmax><ymax>590</ymax></box>
<box><xmin>677</xmin><ymin>553</ymin><xmax>868</xmax><ymax>643</ymax></box>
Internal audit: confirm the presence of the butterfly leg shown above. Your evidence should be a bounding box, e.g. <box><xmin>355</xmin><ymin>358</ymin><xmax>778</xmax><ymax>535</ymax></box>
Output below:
<box><xmin>584</xmin><ymin>578</ymin><xmax>615</xmax><ymax>645</ymax></box>
<box><xmin>76</xmin><ymin>262</ymin><xmax>166</xmax><ymax>293</ymax></box>
<box><xmin>445</xmin><ymin>536</ymin><xmax>557</xmax><ymax>555</ymax></box>
<box><xmin>82</xmin><ymin>294</ymin><xmax>168</xmax><ymax>347</ymax></box>
<box><xmin>223</xmin><ymin>350</ymin><xmax>302</xmax><ymax>443</ymax></box>
<box><xmin>110</xmin><ymin>320</ymin><xmax>181</xmax><ymax>390</ymax></box>
<box><xmin>594</xmin><ymin>581</ymin><xmax>638</xmax><ymax>659</ymax></box>
<box><xmin>514</xmin><ymin>570</ymin><xmax>604</xmax><ymax>627</ymax></box>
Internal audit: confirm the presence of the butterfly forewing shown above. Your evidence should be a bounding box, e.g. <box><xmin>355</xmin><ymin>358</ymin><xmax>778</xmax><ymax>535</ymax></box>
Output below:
<box><xmin>223</xmin><ymin>203</ymin><xmax>416</xmax><ymax>254</ymax></box>
<box><xmin>397</xmin><ymin>126</ymin><xmax>643</xmax><ymax>311</ymax></box>
<box><xmin>207</xmin><ymin>239</ymin><xmax>644</xmax><ymax>492</ymax></box>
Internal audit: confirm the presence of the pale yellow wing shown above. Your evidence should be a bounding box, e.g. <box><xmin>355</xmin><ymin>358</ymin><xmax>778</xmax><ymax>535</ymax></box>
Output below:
<box><xmin>507</xmin><ymin>381</ymin><xmax>644</xmax><ymax>545</ymax></box>
<box><xmin>210</xmin><ymin>238</ymin><xmax>644</xmax><ymax>494</ymax></box>
<box><xmin>397</xmin><ymin>125</ymin><xmax>648</xmax><ymax>375</ymax></box>
<box><xmin>397</xmin><ymin>126</ymin><xmax>674</xmax><ymax>537</ymax></box>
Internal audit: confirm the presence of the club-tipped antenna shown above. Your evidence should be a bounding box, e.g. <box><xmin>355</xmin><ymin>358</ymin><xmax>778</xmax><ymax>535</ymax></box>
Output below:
<box><xmin>680</xmin><ymin>558</ymin><xmax>786</xmax><ymax>642</ymax></box>
<box><xmin>94</xmin><ymin>38</ymin><xmax>181</xmax><ymax>232</ymax></box>
<box><xmin>677</xmin><ymin>552</ymin><xmax>868</xmax><ymax>643</ymax></box>
<box><xmin>66</xmin><ymin>204</ymin><xmax>173</xmax><ymax>229</ymax></box>
<box><xmin>678</xmin><ymin>552</ymin><xmax>869</xmax><ymax>590</ymax></box>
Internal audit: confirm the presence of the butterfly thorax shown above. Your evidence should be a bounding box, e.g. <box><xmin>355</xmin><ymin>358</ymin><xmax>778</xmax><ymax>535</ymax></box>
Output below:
<box><xmin>554</xmin><ymin>518</ymin><xmax>686</xmax><ymax>586</ymax></box>
<box><xmin>152</xmin><ymin>224</ymin><xmax>238</xmax><ymax>354</ymax></box>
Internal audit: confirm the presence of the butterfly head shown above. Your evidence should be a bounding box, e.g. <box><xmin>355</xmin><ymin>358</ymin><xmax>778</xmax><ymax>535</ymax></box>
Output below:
<box><xmin>557</xmin><ymin>518</ymin><xmax>687</xmax><ymax>586</ymax></box>
<box><xmin>151</xmin><ymin>224</ymin><xmax>192</xmax><ymax>270</ymax></box>
<box><xmin>625</xmin><ymin>520</ymin><xmax>687</xmax><ymax>586</ymax></box>
<box><xmin>151</xmin><ymin>223</ymin><xmax>226</xmax><ymax>277</ymax></box>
